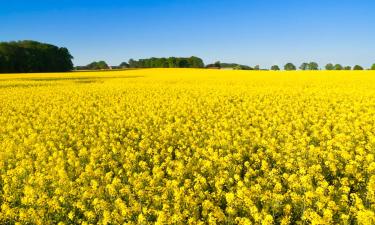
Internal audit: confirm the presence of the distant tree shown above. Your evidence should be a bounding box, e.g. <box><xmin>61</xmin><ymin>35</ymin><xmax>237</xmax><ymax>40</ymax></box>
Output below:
<box><xmin>353</xmin><ymin>65</ymin><xmax>364</xmax><ymax>70</ymax></box>
<box><xmin>325</xmin><ymin>63</ymin><xmax>334</xmax><ymax>70</ymax></box>
<box><xmin>159</xmin><ymin>58</ymin><xmax>169</xmax><ymax>68</ymax></box>
<box><xmin>86</xmin><ymin>61</ymin><xmax>109</xmax><ymax>70</ymax></box>
<box><xmin>299</xmin><ymin>63</ymin><xmax>309</xmax><ymax>70</ymax></box>
<box><xmin>309</xmin><ymin>62</ymin><xmax>319</xmax><ymax>70</ymax></box>
<box><xmin>284</xmin><ymin>63</ymin><xmax>296</xmax><ymax>71</ymax></box>
<box><xmin>188</xmin><ymin>56</ymin><xmax>204</xmax><ymax>68</ymax></box>
<box><xmin>371</xmin><ymin>64</ymin><xmax>375</xmax><ymax>70</ymax></box>
<box><xmin>233</xmin><ymin>65</ymin><xmax>253</xmax><ymax>70</ymax></box>
<box><xmin>299</xmin><ymin>62</ymin><xmax>319</xmax><ymax>70</ymax></box>
<box><xmin>220</xmin><ymin>63</ymin><xmax>252</xmax><ymax>70</ymax></box>
<box><xmin>213</xmin><ymin>61</ymin><xmax>221</xmax><ymax>68</ymax></box>
<box><xmin>167</xmin><ymin>57</ymin><xmax>178</xmax><ymax>68</ymax></box>
<box><xmin>128</xmin><ymin>59</ymin><xmax>138</xmax><ymax>68</ymax></box>
<box><xmin>240</xmin><ymin>65</ymin><xmax>253</xmax><ymax>70</ymax></box>
<box><xmin>219</xmin><ymin>63</ymin><xmax>234</xmax><ymax>68</ymax></box>
<box><xmin>177</xmin><ymin>58</ymin><xmax>189</xmax><ymax>68</ymax></box>
<box><xmin>344</xmin><ymin>66</ymin><xmax>352</xmax><ymax>70</ymax></box>
<box><xmin>271</xmin><ymin>65</ymin><xmax>280</xmax><ymax>70</ymax></box>
<box><xmin>233</xmin><ymin>65</ymin><xmax>242</xmax><ymax>70</ymax></box>
<box><xmin>334</xmin><ymin>64</ymin><xmax>343</xmax><ymax>70</ymax></box>
<box><xmin>126</xmin><ymin>56</ymin><xmax>205</xmax><ymax>68</ymax></box>
<box><xmin>254</xmin><ymin>65</ymin><xmax>260</xmax><ymax>70</ymax></box>
<box><xmin>97</xmin><ymin>61</ymin><xmax>109</xmax><ymax>70</ymax></box>
<box><xmin>119</xmin><ymin>62</ymin><xmax>129</xmax><ymax>68</ymax></box>
<box><xmin>147</xmin><ymin>57</ymin><xmax>157</xmax><ymax>67</ymax></box>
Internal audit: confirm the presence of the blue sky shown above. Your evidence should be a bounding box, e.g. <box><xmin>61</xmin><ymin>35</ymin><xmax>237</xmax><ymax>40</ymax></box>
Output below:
<box><xmin>1</xmin><ymin>0</ymin><xmax>375</xmax><ymax>67</ymax></box>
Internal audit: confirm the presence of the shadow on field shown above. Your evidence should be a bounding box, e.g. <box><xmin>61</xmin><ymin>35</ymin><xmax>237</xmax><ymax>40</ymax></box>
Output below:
<box><xmin>0</xmin><ymin>76</ymin><xmax>145</xmax><ymax>89</ymax></box>
<box><xmin>0</xmin><ymin>75</ymin><xmax>144</xmax><ymax>82</ymax></box>
<box><xmin>0</xmin><ymin>83</ymin><xmax>56</xmax><ymax>89</ymax></box>
<box><xmin>18</xmin><ymin>75</ymin><xmax>144</xmax><ymax>82</ymax></box>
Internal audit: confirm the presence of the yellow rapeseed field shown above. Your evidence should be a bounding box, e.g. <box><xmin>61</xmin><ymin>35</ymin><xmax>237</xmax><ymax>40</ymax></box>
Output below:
<box><xmin>0</xmin><ymin>69</ymin><xmax>375</xmax><ymax>224</ymax></box>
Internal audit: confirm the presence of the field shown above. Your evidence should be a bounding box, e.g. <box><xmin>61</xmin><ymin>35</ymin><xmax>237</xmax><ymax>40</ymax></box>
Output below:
<box><xmin>0</xmin><ymin>69</ymin><xmax>375</xmax><ymax>224</ymax></box>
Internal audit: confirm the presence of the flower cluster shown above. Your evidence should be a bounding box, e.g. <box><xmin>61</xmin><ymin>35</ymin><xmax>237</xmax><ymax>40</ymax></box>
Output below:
<box><xmin>0</xmin><ymin>69</ymin><xmax>374</xmax><ymax>224</ymax></box>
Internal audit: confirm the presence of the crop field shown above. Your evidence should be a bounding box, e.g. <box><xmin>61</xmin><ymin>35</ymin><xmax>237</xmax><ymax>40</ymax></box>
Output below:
<box><xmin>0</xmin><ymin>69</ymin><xmax>375</xmax><ymax>224</ymax></box>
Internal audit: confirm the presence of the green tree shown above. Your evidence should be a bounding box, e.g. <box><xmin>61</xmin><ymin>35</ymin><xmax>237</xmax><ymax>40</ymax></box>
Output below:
<box><xmin>371</xmin><ymin>64</ymin><xmax>375</xmax><ymax>70</ymax></box>
<box><xmin>177</xmin><ymin>58</ymin><xmax>190</xmax><ymax>68</ymax></box>
<box><xmin>344</xmin><ymin>66</ymin><xmax>352</xmax><ymax>70</ymax></box>
<box><xmin>167</xmin><ymin>57</ymin><xmax>177</xmax><ymax>68</ymax></box>
<box><xmin>0</xmin><ymin>40</ymin><xmax>73</xmax><ymax>73</ymax></box>
<box><xmin>309</xmin><ymin>62</ymin><xmax>319</xmax><ymax>70</ymax></box>
<box><xmin>86</xmin><ymin>61</ymin><xmax>109</xmax><ymax>70</ymax></box>
<box><xmin>158</xmin><ymin>58</ymin><xmax>169</xmax><ymax>68</ymax></box>
<box><xmin>240</xmin><ymin>65</ymin><xmax>252</xmax><ymax>70</ymax></box>
<box><xmin>271</xmin><ymin>65</ymin><xmax>280</xmax><ymax>70</ymax></box>
<box><xmin>188</xmin><ymin>56</ymin><xmax>204</xmax><ymax>68</ymax></box>
<box><xmin>57</xmin><ymin>47</ymin><xmax>74</xmax><ymax>72</ymax></box>
<box><xmin>128</xmin><ymin>59</ymin><xmax>138</xmax><ymax>68</ymax></box>
<box><xmin>334</xmin><ymin>64</ymin><xmax>343</xmax><ymax>70</ymax></box>
<box><xmin>125</xmin><ymin>57</ymin><xmax>204</xmax><ymax>69</ymax></box>
<box><xmin>299</xmin><ymin>63</ymin><xmax>309</xmax><ymax>70</ymax></box>
<box><xmin>254</xmin><ymin>65</ymin><xmax>260</xmax><ymax>70</ymax></box>
<box><xmin>0</xmin><ymin>55</ymin><xmax>3</xmax><ymax>69</ymax></box>
<box><xmin>233</xmin><ymin>65</ymin><xmax>252</xmax><ymax>70</ymax></box>
<box><xmin>284</xmin><ymin>63</ymin><xmax>296</xmax><ymax>71</ymax></box>
<box><xmin>119</xmin><ymin>62</ymin><xmax>129</xmax><ymax>68</ymax></box>
<box><xmin>233</xmin><ymin>65</ymin><xmax>242</xmax><ymax>70</ymax></box>
<box><xmin>97</xmin><ymin>61</ymin><xmax>109</xmax><ymax>70</ymax></box>
<box><xmin>353</xmin><ymin>65</ymin><xmax>363</xmax><ymax>70</ymax></box>
<box><xmin>325</xmin><ymin>63</ymin><xmax>334</xmax><ymax>70</ymax></box>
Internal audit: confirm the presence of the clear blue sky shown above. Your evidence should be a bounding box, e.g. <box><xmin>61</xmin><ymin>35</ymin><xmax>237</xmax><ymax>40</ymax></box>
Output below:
<box><xmin>1</xmin><ymin>0</ymin><xmax>374</xmax><ymax>67</ymax></box>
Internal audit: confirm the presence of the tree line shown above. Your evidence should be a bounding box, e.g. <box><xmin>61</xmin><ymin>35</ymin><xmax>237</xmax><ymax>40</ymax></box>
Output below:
<box><xmin>75</xmin><ymin>61</ymin><xmax>110</xmax><ymax>70</ymax></box>
<box><xmin>1</xmin><ymin>40</ymin><xmax>374</xmax><ymax>73</ymax></box>
<box><xmin>126</xmin><ymin>56</ymin><xmax>205</xmax><ymax>68</ymax></box>
<box><xmin>76</xmin><ymin>57</ymin><xmax>205</xmax><ymax>70</ymax></box>
<box><xmin>0</xmin><ymin>41</ymin><xmax>73</xmax><ymax>73</ymax></box>
<box><xmin>204</xmin><ymin>61</ymin><xmax>374</xmax><ymax>71</ymax></box>
<box><xmin>77</xmin><ymin>60</ymin><xmax>375</xmax><ymax>71</ymax></box>
<box><xmin>278</xmin><ymin>62</ymin><xmax>369</xmax><ymax>71</ymax></box>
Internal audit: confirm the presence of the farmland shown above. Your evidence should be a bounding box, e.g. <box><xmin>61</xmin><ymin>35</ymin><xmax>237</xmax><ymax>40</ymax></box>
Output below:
<box><xmin>0</xmin><ymin>69</ymin><xmax>375</xmax><ymax>224</ymax></box>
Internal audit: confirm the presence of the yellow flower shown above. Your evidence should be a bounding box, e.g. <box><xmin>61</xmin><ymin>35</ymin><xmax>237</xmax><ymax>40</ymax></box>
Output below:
<box><xmin>0</xmin><ymin>69</ymin><xmax>375</xmax><ymax>224</ymax></box>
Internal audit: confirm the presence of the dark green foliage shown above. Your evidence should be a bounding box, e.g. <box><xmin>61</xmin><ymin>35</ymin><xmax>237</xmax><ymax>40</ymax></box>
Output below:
<box><xmin>233</xmin><ymin>65</ymin><xmax>253</xmax><ymax>70</ymax></box>
<box><xmin>300</xmin><ymin>62</ymin><xmax>319</xmax><ymax>70</ymax></box>
<box><xmin>85</xmin><ymin>61</ymin><xmax>109</xmax><ymax>70</ymax></box>
<box><xmin>344</xmin><ymin>66</ymin><xmax>352</xmax><ymax>70</ymax></box>
<box><xmin>0</xmin><ymin>40</ymin><xmax>73</xmax><ymax>73</ymax></box>
<box><xmin>205</xmin><ymin>63</ymin><xmax>220</xmax><ymax>69</ymax></box>
<box><xmin>220</xmin><ymin>63</ymin><xmax>252</xmax><ymax>70</ymax></box>
<box><xmin>205</xmin><ymin>62</ymin><xmax>253</xmax><ymax>70</ymax></box>
<box><xmin>119</xmin><ymin>62</ymin><xmax>129</xmax><ymax>68</ymax></box>
<box><xmin>128</xmin><ymin>59</ymin><xmax>137</xmax><ymax>68</ymax></box>
<box><xmin>334</xmin><ymin>64</ymin><xmax>343</xmax><ymax>70</ymax></box>
<box><xmin>308</xmin><ymin>62</ymin><xmax>319</xmax><ymax>70</ymax></box>
<box><xmin>188</xmin><ymin>56</ymin><xmax>204</xmax><ymax>68</ymax></box>
<box><xmin>284</xmin><ymin>63</ymin><xmax>296</xmax><ymax>71</ymax></box>
<box><xmin>271</xmin><ymin>65</ymin><xmax>280</xmax><ymax>70</ymax></box>
<box><xmin>325</xmin><ymin>63</ymin><xmax>334</xmax><ymax>70</ymax></box>
<box><xmin>299</xmin><ymin>63</ymin><xmax>309</xmax><ymax>70</ymax></box>
<box><xmin>371</xmin><ymin>64</ymin><xmax>375</xmax><ymax>70</ymax></box>
<box><xmin>205</xmin><ymin>64</ymin><xmax>220</xmax><ymax>69</ymax></box>
<box><xmin>214</xmin><ymin>61</ymin><xmax>221</xmax><ymax>68</ymax></box>
<box><xmin>205</xmin><ymin>61</ymin><xmax>222</xmax><ymax>69</ymax></box>
<box><xmin>126</xmin><ymin>56</ymin><xmax>204</xmax><ymax>68</ymax></box>
<box><xmin>353</xmin><ymin>65</ymin><xmax>364</xmax><ymax>70</ymax></box>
